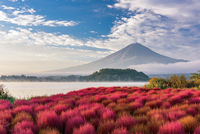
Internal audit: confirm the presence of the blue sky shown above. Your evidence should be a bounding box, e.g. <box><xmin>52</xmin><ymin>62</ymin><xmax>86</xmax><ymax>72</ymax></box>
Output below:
<box><xmin>0</xmin><ymin>0</ymin><xmax>200</xmax><ymax>75</ymax></box>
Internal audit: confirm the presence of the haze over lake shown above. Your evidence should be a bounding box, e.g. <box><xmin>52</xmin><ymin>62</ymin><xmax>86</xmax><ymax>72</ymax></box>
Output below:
<box><xmin>3</xmin><ymin>82</ymin><xmax>147</xmax><ymax>98</ymax></box>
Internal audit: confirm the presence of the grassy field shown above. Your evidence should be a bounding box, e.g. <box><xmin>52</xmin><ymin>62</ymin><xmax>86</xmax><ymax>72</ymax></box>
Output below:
<box><xmin>1</xmin><ymin>86</ymin><xmax>200</xmax><ymax>134</ymax></box>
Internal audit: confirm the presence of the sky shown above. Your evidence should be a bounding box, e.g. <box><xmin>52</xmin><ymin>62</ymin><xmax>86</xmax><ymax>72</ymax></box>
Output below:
<box><xmin>0</xmin><ymin>0</ymin><xmax>200</xmax><ymax>75</ymax></box>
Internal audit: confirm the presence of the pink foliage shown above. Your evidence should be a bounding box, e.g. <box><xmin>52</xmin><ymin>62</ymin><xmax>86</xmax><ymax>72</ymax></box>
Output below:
<box><xmin>161</xmin><ymin>102</ymin><xmax>172</xmax><ymax>109</ymax></box>
<box><xmin>171</xmin><ymin>95</ymin><xmax>182</xmax><ymax>104</ymax></box>
<box><xmin>80</xmin><ymin>109</ymin><xmax>97</xmax><ymax>120</ymax></box>
<box><xmin>186</xmin><ymin>108</ymin><xmax>198</xmax><ymax>116</ymax></box>
<box><xmin>0</xmin><ymin>110</ymin><xmax>12</xmax><ymax>123</ymax></box>
<box><xmin>101</xmin><ymin>108</ymin><xmax>117</xmax><ymax>120</ymax></box>
<box><xmin>13</xmin><ymin>105</ymin><xmax>33</xmax><ymax>117</ymax></box>
<box><xmin>0</xmin><ymin>100</ymin><xmax>13</xmax><ymax>109</ymax></box>
<box><xmin>194</xmin><ymin>126</ymin><xmax>200</xmax><ymax>134</ymax></box>
<box><xmin>129</xmin><ymin>102</ymin><xmax>143</xmax><ymax>111</ymax></box>
<box><xmin>53</xmin><ymin>104</ymin><xmax>69</xmax><ymax>115</ymax></box>
<box><xmin>29</xmin><ymin>98</ymin><xmax>40</xmax><ymax>104</ymax></box>
<box><xmin>14</xmin><ymin>100</ymin><xmax>29</xmax><ymax>107</ymax></box>
<box><xmin>189</xmin><ymin>97</ymin><xmax>200</xmax><ymax>104</ymax></box>
<box><xmin>0</xmin><ymin>124</ymin><xmax>6</xmax><ymax>134</ymax></box>
<box><xmin>73</xmin><ymin>123</ymin><xmax>96</xmax><ymax>134</ymax></box>
<box><xmin>34</xmin><ymin>104</ymin><xmax>50</xmax><ymax>113</ymax></box>
<box><xmin>11</xmin><ymin>121</ymin><xmax>37</xmax><ymax>134</ymax></box>
<box><xmin>111</xmin><ymin>127</ymin><xmax>130</xmax><ymax>134</ymax></box>
<box><xmin>167</xmin><ymin>111</ymin><xmax>187</xmax><ymax>121</ymax></box>
<box><xmin>60</xmin><ymin>109</ymin><xmax>81</xmax><ymax>124</ymax></box>
<box><xmin>40</xmin><ymin>97</ymin><xmax>53</xmax><ymax>104</ymax></box>
<box><xmin>116</xmin><ymin>115</ymin><xmax>136</xmax><ymax>129</ymax></box>
<box><xmin>37</xmin><ymin>110</ymin><xmax>62</xmax><ymax>130</ymax></box>
<box><xmin>127</xmin><ymin>96</ymin><xmax>138</xmax><ymax>102</ymax></box>
<box><xmin>179</xmin><ymin>91</ymin><xmax>193</xmax><ymax>99</ymax></box>
<box><xmin>65</xmin><ymin>115</ymin><xmax>87</xmax><ymax>134</ymax></box>
<box><xmin>158</xmin><ymin>121</ymin><xmax>185</xmax><ymax>134</ymax></box>
<box><xmin>95</xmin><ymin>95</ymin><xmax>107</xmax><ymax>103</ymax></box>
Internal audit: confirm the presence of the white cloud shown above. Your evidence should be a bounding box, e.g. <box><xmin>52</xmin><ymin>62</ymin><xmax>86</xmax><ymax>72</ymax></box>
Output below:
<box><xmin>0</xmin><ymin>28</ymin><xmax>110</xmax><ymax>74</ymax></box>
<box><xmin>1</xmin><ymin>5</ymin><xmax>15</xmax><ymax>10</ymax></box>
<box><xmin>113</xmin><ymin>0</ymin><xmax>200</xmax><ymax>22</ymax></box>
<box><xmin>107</xmin><ymin>5</ymin><xmax>113</xmax><ymax>9</ymax></box>
<box><xmin>0</xmin><ymin>7</ymin><xmax>79</xmax><ymax>27</ymax></box>
<box><xmin>129</xmin><ymin>61</ymin><xmax>200</xmax><ymax>74</ymax></box>
<box><xmin>90</xmin><ymin>31</ymin><xmax>98</xmax><ymax>34</ymax></box>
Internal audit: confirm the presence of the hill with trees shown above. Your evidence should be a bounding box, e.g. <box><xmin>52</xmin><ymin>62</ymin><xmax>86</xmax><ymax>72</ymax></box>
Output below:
<box><xmin>86</xmin><ymin>68</ymin><xmax>149</xmax><ymax>82</ymax></box>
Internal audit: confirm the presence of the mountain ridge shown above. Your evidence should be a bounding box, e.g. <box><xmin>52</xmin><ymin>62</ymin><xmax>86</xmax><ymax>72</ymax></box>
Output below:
<box><xmin>52</xmin><ymin>43</ymin><xmax>188</xmax><ymax>73</ymax></box>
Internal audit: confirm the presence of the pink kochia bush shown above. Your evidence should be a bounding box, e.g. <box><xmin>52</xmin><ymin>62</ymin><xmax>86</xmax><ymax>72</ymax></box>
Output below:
<box><xmin>65</xmin><ymin>115</ymin><xmax>87</xmax><ymax>134</ymax></box>
<box><xmin>37</xmin><ymin>110</ymin><xmax>62</xmax><ymax>130</ymax></box>
<box><xmin>117</xmin><ymin>115</ymin><xmax>136</xmax><ymax>129</ymax></box>
<box><xmin>111</xmin><ymin>127</ymin><xmax>130</xmax><ymax>134</ymax></box>
<box><xmin>11</xmin><ymin>121</ymin><xmax>37</xmax><ymax>134</ymax></box>
<box><xmin>3</xmin><ymin>86</ymin><xmax>200</xmax><ymax>134</ymax></box>
<box><xmin>73</xmin><ymin>123</ymin><xmax>96</xmax><ymax>134</ymax></box>
<box><xmin>158</xmin><ymin>121</ymin><xmax>185</xmax><ymax>134</ymax></box>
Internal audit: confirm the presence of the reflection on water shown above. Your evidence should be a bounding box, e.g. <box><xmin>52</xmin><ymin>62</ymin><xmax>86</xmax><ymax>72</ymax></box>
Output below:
<box><xmin>1</xmin><ymin>82</ymin><xmax>147</xmax><ymax>98</ymax></box>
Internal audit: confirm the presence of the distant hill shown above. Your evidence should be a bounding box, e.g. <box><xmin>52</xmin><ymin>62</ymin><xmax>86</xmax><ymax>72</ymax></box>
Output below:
<box><xmin>52</xmin><ymin>43</ymin><xmax>188</xmax><ymax>73</ymax></box>
<box><xmin>86</xmin><ymin>68</ymin><xmax>149</xmax><ymax>82</ymax></box>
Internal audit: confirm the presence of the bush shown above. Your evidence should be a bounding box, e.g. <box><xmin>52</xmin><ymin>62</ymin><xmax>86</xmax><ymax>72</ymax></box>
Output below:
<box><xmin>145</xmin><ymin>77</ymin><xmax>168</xmax><ymax>89</ymax></box>
<box><xmin>39</xmin><ymin>128</ymin><xmax>61</xmax><ymax>134</ymax></box>
<box><xmin>12</xmin><ymin>121</ymin><xmax>37</xmax><ymax>134</ymax></box>
<box><xmin>129</xmin><ymin>124</ymin><xmax>149</xmax><ymax>134</ymax></box>
<box><xmin>179</xmin><ymin>116</ymin><xmax>198</xmax><ymax>133</ymax></box>
<box><xmin>116</xmin><ymin>115</ymin><xmax>136</xmax><ymax>130</ymax></box>
<box><xmin>12</xmin><ymin>112</ymin><xmax>33</xmax><ymax>128</ymax></box>
<box><xmin>65</xmin><ymin>115</ymin><xmax>87</xmax><ymax>134</ymax></box>
<box><xmin>0</xmin><ymin>125</ymin><xmax>6</xmax><ymax>134</ymax></box>
<box><xmin>73</xmin><ymin>123</ymin><xmax>96</xmax><ymax>134</ymax></box>
<box><xmin>0</xmin><ymin>84</ymin><xmax>15</xmax><ymax>103</ymax></box>
<box><xmin>97</xmin><ymin>120</ymin><xmax>116</xmax><ymax>134</ymax></box>
<box><xmin>158</xmin><ymin>121</ymin><xmax>185</xmax><ymax>134</ymax></box>
<box><xmin>194</xmin><ymin>126</ymin><xmax>200</xmax><ymax>134</ymax></box>
<box><xmin>37</xmin><ymin>110</ymin><xmax>62</xmax><ymax>130</ymax></box>
<box><xmin>111</xmin><ymin>127</ymin><xmax>130</xmax><ymax>134</ymax></box>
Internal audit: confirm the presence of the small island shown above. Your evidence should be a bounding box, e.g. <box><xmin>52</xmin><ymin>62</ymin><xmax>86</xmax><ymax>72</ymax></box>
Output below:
<box><xmin>0</xmin><ymin>68</ymin><xmax>149</xmax><ymax>82</ymax></box>
<box><xmin>86</xmin><ymin>68</ymin><xmax>149</xmax><ymax>82</ymax></box>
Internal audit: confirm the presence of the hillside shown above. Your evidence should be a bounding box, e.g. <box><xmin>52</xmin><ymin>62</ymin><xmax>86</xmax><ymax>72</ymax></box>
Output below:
<box><xmin>86</xmin><ymin>68</ymin><xmax>149</xmax><ymax>81</ymax></box>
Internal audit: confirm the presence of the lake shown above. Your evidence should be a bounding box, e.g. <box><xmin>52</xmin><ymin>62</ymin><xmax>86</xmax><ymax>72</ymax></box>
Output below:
<box><xmin>1</xmin><ymin>82</ymin><xmax>147</xmax><ymax>98</ymax></box>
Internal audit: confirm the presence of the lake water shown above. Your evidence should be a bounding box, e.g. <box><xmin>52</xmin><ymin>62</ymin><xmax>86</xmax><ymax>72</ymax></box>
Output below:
<box><xmin>1</xmin><ymin>82</ymin><xmax>147</xmax><ymax>98</ymax></box>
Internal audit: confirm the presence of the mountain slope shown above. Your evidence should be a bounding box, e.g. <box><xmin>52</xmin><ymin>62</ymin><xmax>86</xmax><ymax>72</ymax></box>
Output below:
<box><xmin>53</xmin><ymin>43</ymin><xmax>188</xmax><ymax>73</ymax></box>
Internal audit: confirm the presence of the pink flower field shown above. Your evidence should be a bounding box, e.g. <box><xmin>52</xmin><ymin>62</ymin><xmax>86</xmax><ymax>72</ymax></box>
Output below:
<box><xmin>1</xmin><ymin>87</ymin><xmax>200</xmax><ymax>134</ymax></box>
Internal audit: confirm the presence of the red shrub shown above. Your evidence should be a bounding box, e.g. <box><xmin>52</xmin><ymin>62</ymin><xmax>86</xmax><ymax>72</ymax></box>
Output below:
<box><xmin>65</xmin><ymin>115</ymin><xmax>87</xmax><ymax>134</ymax></box>
<box><xmin>29</xmin><ymin>98</ymin><xmax>40</xmax><ymax>104</ymax></box>
<box><xmin>116</xmin><ymin>115</ymin><xmax>136</xmax><ymax>129</ymax></box>
<box><xmin>128</xmin><ymin>102</ymin><xmax>143</xmax><ymax>111</ymax></box>
<box><xmin>39</xmin><ymin>128</ymin><xmax>60</xmax><ymax>134</ymax></box>
<box><xmin>0</xmin><ymin>124</ymin><xmax>6</xmax><ymax>134</ymax></box>
<box><xmin>34</xmin><ymin>104</ymin><xmax>50</xmax><ymax>113</ymax></box>
<box><xmin>158</xmin><ymin>121</ymin><xmax>185</xmax><ymax>134</ymax></box>
<box><xmin>53</xmin><ymin>104</ymin><xmax>69</xmax><ymax>115</ymax></box>
<box><xmin>161</xmin><ymin>102</ymin><xmax>172</xmax><ymax>109</ymax></box>
<box><xmin>97</xmin><ymin>120</ymin><xmax>116</xmax><ymax>134</ymax></box>
<box><xmin>73</xmin><ymin>123</ymin><xmax>96</xmax><ymax>134</ymax></box>
<box><xmin>111</xmin><ymin>127</ymin><xmax>130</xmax><ymax>134</ymax></box>
<box><xmin>60</xmin><ymin>109</ymin><xmax>81</xmax><ymax>124</ymax></box>
<box><xmin>12</xmin><ymin>121</ymin><xmax>37</xmax><ymax>134</ymax></box>
<box><xmin>95</xmin><ymin>95</ymin><xmax>107</xmax><ymax>103</ymax></box>
<box><xmin>127</xmin><ymin>95</ymin><xmax>138</xmax><ymax>102</ymax></box>
<box><xmin>37</xmin><ymin>110</ymin><xmax>62</xmax><ymax>130</ymax></box>
<box><xmin>194</xmin><ymin>126</ymin><xmax>200</xmax><ymax>134</ymax></box>
<box><xmin>14</xmin><ymin>100</ymin><xmax>29</xmax><ymax>107</ymax></box>
<box><xmin>189</xmin><ymin>97</ymin><xmax>200</xmax><ymax>104</ymax></box>
<box><xmin>13</xmin><ymin>105</ymin><xmax>33</xmax><ymax>117</ymax></box>
<box><xmin>171</xmin><ymin>95</ymin><xmax>182</xmax><ymax>104</ymax></box>
<box><xmin>80</xmin><ymin>109</ymin><xmax>97</xmax><ymax>121</ymax></box>
<box><xmin>12</xmin><ymin>112</ymin><xmax>33</xmax><ymax>128</ymax></box>
<box><xmin>101</xmin><ymin>108</ymin><xmax>117</xmax><ymax>120</ymax></box>
<box><xmin>167</xmin><ymin>111</ymin><xmax>187</xmax><ymax>121</ymax></box>
<box><xmin>41</xmin><ymin>97</ymin><xmax>53</xmax><ymax>104</ymax></box>
<box><xmin>0</xmin><ymin>110</ymin><xmax>12</xmax><ymax>123</ymax></box>
<box><xmin>179</xmin><ymin>91</ymin><xmax>193</xmax><ymax>99</ymax></box>
<box><xmin>186</xmin><ymin>108</ymin><xmax>198</xmax><ymax>116</ymax></box>
<box><xmin>109</xmin><ymin>94</ymin><xmax>121</xmax><ymax>102</ymax></box>
<box><xmin>145</xmin><ymin>100</ymin><xmax>162</xmax><ymax>108</ymax></box>
<box><xmin>0</xmin><ymin>100</ymin><xmax>13</xmax><ymax>110</ymax></box>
